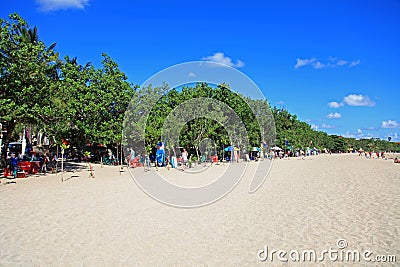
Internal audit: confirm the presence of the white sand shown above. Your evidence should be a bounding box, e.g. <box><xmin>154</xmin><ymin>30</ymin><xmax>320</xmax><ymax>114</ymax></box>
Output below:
<box><xmin>1</xmin><ymin>154</ymin><xmax>399</xmax><ymax>266</ymax></box>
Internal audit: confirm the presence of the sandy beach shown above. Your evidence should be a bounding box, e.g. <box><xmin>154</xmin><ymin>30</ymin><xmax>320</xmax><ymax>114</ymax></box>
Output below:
<box><xmin>1</xmin><ymin>154</ymin><xmax>399</xmax><ymax>266</ymax></box>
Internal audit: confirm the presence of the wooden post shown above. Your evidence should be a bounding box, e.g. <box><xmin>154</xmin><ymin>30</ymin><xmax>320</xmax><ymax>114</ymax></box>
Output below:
<box><xmin>61</xmin><ymin>148</ymin><xmax>64</xmax><ymax>182</ymax></box>
<box><xmin>120</xmin><ymin>143</ymin><xmax>123</xmax><ymax>166</ymax></box>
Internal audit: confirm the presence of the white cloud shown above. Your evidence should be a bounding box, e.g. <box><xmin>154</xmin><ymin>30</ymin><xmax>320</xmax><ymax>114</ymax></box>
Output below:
<box><xmin>343</xmin><ymin>94</ymin><xmax>375</xmax><ymax>107</ymax></box>
<box><xmin>343</xmin><ymin>129</ymin><xmax>377</xmax><ymax>139</ymax></box>
<box><xmin>382</xmin><ymin>120</ymin><xmax>399</xmax><ymax>129</ymax></box>
<box><xmin>188</xmin><ymin>72</ymin><xmax>196</xmax><ymax>77</ymax></box>
<box><xmin>322</xmin><ymin>123</ymin><xmax>335</xmax><ymax>129</ymax></box>
<box><xmin>312</xmin><ymin>61</ymin><xmax>325</xmax><ymax>69</ymax></box>
<box><xmin>295</xmin><ymin>57</ymin><xmax>360</xmax><ymax>69</ymax></box>
<box><xmin>329</xmin><ymin>94</ymin><xmax>376</xmax><ymax>110</ymax></box>
<box><xmin>327</xmin><ymin>112</ymin><xmax>342</xmax><ymax>119</ymax></box>
<box><xmin>328</xmin><ymin>101</ymin><xmax>344</xmax><ymax>108</ymax></box>
<box><xmin>276</xmin><ymin>100</ymin><xmax>285</xmax><ymax>105</ymax></box>
<box><xmin>294</xmin><ymin>58</ymin><xmax>316</xmax><ymax>69</ymax></box>
<box><xmin>349</xmin><ymin>60</ymin><xmax>360</xmax><ymax>67</ymax></box>
<box><xmin>311</xmin><ymin>123</ymin><xmax>335</xmax><ymax>130</ymax></box>
<box><xmin>342</xmin><ymin>131</ymin><xmax>355</xmax><ymax>138</ymax></box>
<box><xmin>235</xmin><ymin>60</ymin><xmax>245</xmax><ymax>68</ymax></box>
<box><xmin>202</xmin><ymin>52</ymin><xmax>244</xmax><ymax>68</ymax></box>
<box><xmin>36</xmin><ymin>0</ymin><xmax>89</xmax><ymax>11</ymax></box>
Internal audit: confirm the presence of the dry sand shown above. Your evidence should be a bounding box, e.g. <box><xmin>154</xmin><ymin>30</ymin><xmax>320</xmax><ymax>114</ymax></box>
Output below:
<box><xmin>0</xmin><ymin>154</ymin><xmax>399</xmax><ymax>266</ymax></box>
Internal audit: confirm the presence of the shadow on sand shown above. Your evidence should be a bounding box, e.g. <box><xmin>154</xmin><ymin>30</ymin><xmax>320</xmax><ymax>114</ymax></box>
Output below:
<box><xmin>0</xmin><ymin>161</ymin><xmax>92</xmax><ymax>184</ymax></box>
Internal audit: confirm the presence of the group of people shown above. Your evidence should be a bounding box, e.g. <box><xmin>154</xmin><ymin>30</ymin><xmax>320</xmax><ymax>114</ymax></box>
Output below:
<box><xmin>266</xmin><ymin>149</ymin><xmax>318</xmax><ymax>159</ymax></box>
<box><xmin>127</xmin><ymin>148</ymin><xmax>190</xmax><ymax>169</ymax></box>
<box><xmin>358</xmin><ymin>150</ymin><xmax>400</xmax><ymax>163</ymax></box>
<box><xmin>5</xmin><ymin>151</ymin><xmax>58</xmax><ymax>177</ymax></box>
<box><xmin>359</xmin><ymin>151</ymin><xmax>385</xmax><ymax>159</ymax></box>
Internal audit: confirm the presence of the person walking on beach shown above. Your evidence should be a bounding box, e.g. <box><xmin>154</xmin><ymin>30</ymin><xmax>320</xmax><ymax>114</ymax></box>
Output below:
<box><xmin>41</xmin><ymin>154</ymin><xmax>49</xmax><ymax>173</ymax></box>
<box><xmin>129</xmin><ymin>147</ymin><xmax>135</xmax><ymax>167</ymax></box>
<box><xmin>182</xmin><ymin>148</ymin><xmax>188</xmax><ymax>168</ymax></box>
<box><xmin>9</xmin><ymin>153</ymin><xmax>18</xmax><ymax>177</ymax></box>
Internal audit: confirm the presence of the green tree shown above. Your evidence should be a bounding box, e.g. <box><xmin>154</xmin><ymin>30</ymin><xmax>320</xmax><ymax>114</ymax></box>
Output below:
<box><xmin>52</xmin><ymin>54</ymin><xmax>134</xmax><ymax>148</ymax></box>
<box><xmin>0</xmin><ymin>13</ymin><xmax>59</xmax><ymax>165</ymax></box>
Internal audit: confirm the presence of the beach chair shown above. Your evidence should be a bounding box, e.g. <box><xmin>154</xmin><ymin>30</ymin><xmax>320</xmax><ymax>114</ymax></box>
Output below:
<box><xmin>3</xmin><ymin>167</ymin><xmax>12</xmax><ymax>178</ymax></box>
<box><xmin>16</xmin><ymin>170</ymin><xmax>26</xmax><ymax>178</ymax></box>
<box><xmin>130</xmin><ymin>157</ymin><xmax>141</xmax><ymax>168</ymax></box>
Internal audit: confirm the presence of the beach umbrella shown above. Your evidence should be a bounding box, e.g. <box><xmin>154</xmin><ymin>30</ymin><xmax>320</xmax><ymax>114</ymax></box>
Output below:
<box><xmin>271</xmin><ymin>146</ymin><xmax>282</xmax><ymax>151</ymax></box>
<box><xmin>224</xmin><ymin>146</ymin><xmax>234</xmax><ymax>152</ymax></box>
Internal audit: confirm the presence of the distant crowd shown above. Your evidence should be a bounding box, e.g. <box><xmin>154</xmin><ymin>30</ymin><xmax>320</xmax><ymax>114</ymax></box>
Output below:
<box><xmin>359</xmin><ymin>151</ymin><xmax>385</xmax><ymax>159</ymax></box>
<box><xmin>358</xmin><ymin>150</ymin><xmax>400</xmax><ymax>163</ymax></box>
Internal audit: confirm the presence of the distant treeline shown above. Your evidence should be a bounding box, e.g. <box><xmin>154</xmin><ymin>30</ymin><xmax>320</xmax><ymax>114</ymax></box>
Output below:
<box><xmin>1</xmin><ymin>13</ymin><xmax>398</xmax><ymax>165</ymax></box>
<box><xmin>271</xmin><ymin>107</ymin><xmax>400</xmax><ymax>153</ymax></box>
<box><xmin>124</xmin><ymin>83</ymin><xmax>400</xmax><ymax>155</ymax></box>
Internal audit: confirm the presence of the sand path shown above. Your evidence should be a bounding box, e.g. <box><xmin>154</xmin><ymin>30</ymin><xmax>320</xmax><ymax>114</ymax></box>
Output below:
<box><xmin>0</xmin><ymin>154</ymin><xmax>399</xmax><ymax>266</ymax></box>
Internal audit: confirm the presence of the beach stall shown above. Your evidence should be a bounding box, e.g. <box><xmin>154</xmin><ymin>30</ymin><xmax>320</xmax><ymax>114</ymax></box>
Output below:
<box><xmin>224</xmin><ymin>146</ymin><xmax>234</xmax><ymax>161</ymax></box>
<box><xmin>250</xmin><ymin>147</ymin><xmax>261</xmax><ymax>160</ymax></box>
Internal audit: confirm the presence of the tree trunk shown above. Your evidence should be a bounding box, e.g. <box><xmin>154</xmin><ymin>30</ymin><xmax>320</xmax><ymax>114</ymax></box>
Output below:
<box><xmin>195</xmin><ymin>145</ymin><xmax>199</xmax><ymax>162</ymax></box>
<box><xmin>1</xmin><ymin>120</ymin><xmax>16</xmax><ymax>167</ymax></box>
<box><xmin>171</xmin><ymin>146</ymin><xmax>176</xmax><ymax>158</ymax></box>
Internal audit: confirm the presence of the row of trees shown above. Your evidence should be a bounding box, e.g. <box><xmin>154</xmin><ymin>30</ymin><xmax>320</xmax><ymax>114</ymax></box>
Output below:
<box><xmin>1</xmin><ymin>14</ymin><xmax>134</xmax><ymax>165</ymax></box>
<box><xmin>123</xmin><ymin>83</ymin><xmax>400</xmax><ymax>159</ymax></box>
<box><xmin>272</xmin><ymin>107</ymin><xmax>399</xmax><ymax>153</ymax></box>
<box><xmin>123</xmin><ymin>82</ymin><xmax>275</xmax><ymax>158</ymax></box>
<box><xmin>1</xmin><ymin>13</ymin><xmax>399</xmax><ymax>166</ymax></box>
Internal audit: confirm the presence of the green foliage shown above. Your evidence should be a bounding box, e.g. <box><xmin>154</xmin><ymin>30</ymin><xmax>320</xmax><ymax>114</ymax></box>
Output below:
<box><xmin>1</xmin><ymin>12</ymin><xmax>399</xmax><ymax>168</ymax></box>
<box><xmin>60</xmin><ymin>143</ymin><xmax>69</xmax><ymax>150</ymax></box>
<box><xmin>1</xmin><ymin>13</ymin><xmax>135</xmax><ymax>166</ymax></box>
<box><xmin>134</xmin><ymin>82</ymin><xmax>269</xmax><ymax>157</ymax></box>
<box><xmin>352</xmin><ymin>137</ymin><xmax>399</xmax><ymax>152</ymax></box>
<box><xmin>0</xmin><ymin>13</ymin><xmax>59</xmax><ymax>164</ymax></box>
<box><xmin>272</xmin><ymin>107</ymin><xmax>400</xmax><ymax>152</ymax></box>
<box><xmin>51</xmin><ymin>53</ymin><xmax>134</xmax><ymax>147</ymax></box>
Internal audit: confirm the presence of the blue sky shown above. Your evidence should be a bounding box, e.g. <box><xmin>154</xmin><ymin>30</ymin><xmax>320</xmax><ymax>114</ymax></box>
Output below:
<box><xmin>1</xmin><ymin>0</ymin><xmax>399</xmax><ymax>141</ymax></box>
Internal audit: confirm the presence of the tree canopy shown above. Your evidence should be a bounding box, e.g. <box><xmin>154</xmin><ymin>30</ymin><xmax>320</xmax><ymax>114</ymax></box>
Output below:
<box><xmin>1</xmin><ymin>13</ymin><xmax>399</xmax><ymax>166</ymax></box>
<box><xmin>0</xmin><ymin>13</ymin><xmax>135</xmax><ymax>165</ymax></box>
